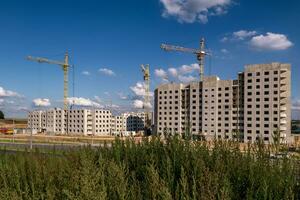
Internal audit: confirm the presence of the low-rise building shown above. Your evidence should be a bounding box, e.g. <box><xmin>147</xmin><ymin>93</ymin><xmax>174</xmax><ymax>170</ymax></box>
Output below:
<box><xmin>28</xmin><ymin>109</ymin><xmax>148</xmax><ymax>136</ymax></box>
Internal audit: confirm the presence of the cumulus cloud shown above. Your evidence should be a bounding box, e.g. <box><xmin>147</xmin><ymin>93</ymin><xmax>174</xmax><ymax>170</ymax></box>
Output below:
<box><xmin>130</xmin><ymin>82</ymin><xmax>153</xmax><ymax>109</ymax></box>
<box><xmin>155</xmin><ymin>63</ymin><xmax>200</xmax><ymax>83</ymax></box>
<box><xmin>33</xmin><ymin>98</ymin><xmax>51</xmax><ymax>107</ymax></box>
<box><xmin>132</xmin><ymin>100</ymin><xmax>152</xmax><ymax>109</ymax></box>
<box><xmin>98</xmin><ymin>68</ymin><xmax>116</xmax><ymax>76</ymax></box>
<box><xmin>168</xmin><ymin>68</ymin><xmax>178</xmax><ymax>77</ymax></box>
<box><xmin>130</xmin><ymin>82</ymin><xmax>151</xmax><ymax>97</ymax></box>
<box><xmin>160</xmin><ymin>0</ymin><xmax>232</xmax><ymax>23</ymax></box>
<box><xmin>0</xmin><ymin>86</ymin><xmax>20</xmax><ymax>97</ymax></box>
<box><xmin>233</xmin><ymin>30</ymin><xmax>257</xmax><ymax>40</ymax></box>
<box><xmin>179</xmin><ymin>63</ymin><xmax>200</xmax><ymax>74</ymax></box>
<box><xmin>178</xmin><ymin>75</ymin><xmax>197</xmax><ymax>83</ymax></box>
<box><xmin>154</xmin><ymin>69</ymin><xmax>168</xmax><ymax>81</ymax></box>
<box><xmin>117</xmin><ymin>92</ymin><xmax>129</xmax><ymax>100</ymax></box>
<box><xmin>250</xmin><ymin>32</ymin><xmax>293</xmax><ymax>50</ymax></box>
<box><xmin>67</xmin><ymin>97</ymin><xmax>102</xmax><ymax>108</ymax></box>
<box><xmin>94</xmin><ymin>96</ymin><xmax>101</xmax><ymax>103</ymax></box>
<box><xmin>0</xmin><ymin>99</ymin><xmax>4</xmax><ymax>105</ymax></box>
<box><xmin>133</xmin><ymin>99</ymin><xmax>144</xmax><ymax>109</ymax></box>
<box><xmin>82</xmin><ymin>71</ymin><xmax>90</xmax><ymax>76</ymax></box>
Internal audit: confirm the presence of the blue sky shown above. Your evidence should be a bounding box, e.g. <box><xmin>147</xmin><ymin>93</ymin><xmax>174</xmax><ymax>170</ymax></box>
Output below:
<box><xmin>0</xmin><ymin>0</ymin><xmax>299</xmax><ymax>119</ymax></box>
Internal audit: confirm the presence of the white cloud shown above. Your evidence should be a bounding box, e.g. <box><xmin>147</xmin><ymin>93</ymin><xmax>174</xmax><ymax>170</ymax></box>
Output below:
<box><xmin>221</xmin><ymin>48</ymin><xmax>229</xmax><ymax>53</ymax></box>
<box><xmin>178</xmin><ymin>75</ymin><xmax>197</xmax><ymax>83</ymax></box>
<box><xmin>94</xmin><ymin>96</ymin><xmax>101</xmax><ymax>103</ymax></box>
<box><xmin>0</xmin><ymin>99</ymin><xmax>4</xmax><ymax>105</ymax></box>
<box><xmin>168</xmin><ymin>68</ymin><xmax>178</xmax><ymax>77</ymax></box>
<box><xmin>179</xmin><ymin>63</ymin><xmax>199</xmax><ymax>74</ymax></box>
<box><xmin>220</xmin><ymin>36</ymin><xmax>228</xmax><ymax>42</ymax></box>
<box><xmin>133</xmin><ymin>99</ymin><xmax>144</xmax><ymax>109</ymax></box>
<box><xmin>154</xmin><ymin>69</ymin><xmax>168</xmax><ymax>81</ymax></box>
<box><xmin>250</xmin><ymin>32</ymin><xmax>293</xmax><ymax>50</ymax></box>
<box><xmin>117</xmin><ymin>92</ymin><xmax>128</xmax><ymax>100</ymax></box>
<box><xmin>33</xmin><ymin>98</ymin><xmax>51</xmax><ymax>107</ymax></box>
<box><xmin>67</xmin><ymin>97</ymin><xmax>102</xmax><ymax>108</ymax></box>
<box><xmin>132</xmin><ymin>100</ymin><xmax>152</xmax><ymax>109</ymax></box>
<box><xmin>0</xmin><ymin>86</ymin><xmax>20</xmax><ymax>97</ymax></box>
<box><xmin>160</xmin><ymin>0</ymin><xmax>232</xmax><ymax>23</ymax></box>
<box><xmin>130</xmin><ymin>82</ymin><xmax>146</xmax><ymax>96</ymax></box>
<box><xmin>82</xmin><ymin>71</ymin><xmax>90</xmax><ymax>76</ymax></box>
<box><xmin>233</xmin><ymin>30</ymin><xmax>257</xmax><ymax>40</ymax></box>
<box><xmin>98</xmin><ymin>68</ymin><xmax>116</xmax><ymax>76</ymax></box>
<box><xmin>155</xmin><ymin>63</ymin><xmax>200</xmax><ymax>83</ymax></box>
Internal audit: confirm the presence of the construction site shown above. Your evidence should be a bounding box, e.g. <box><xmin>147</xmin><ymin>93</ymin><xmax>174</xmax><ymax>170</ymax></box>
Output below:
<box><xmin>0</xmin><ymin>37</ymin><xmax>297</xmax><ymax>148</ymax></box>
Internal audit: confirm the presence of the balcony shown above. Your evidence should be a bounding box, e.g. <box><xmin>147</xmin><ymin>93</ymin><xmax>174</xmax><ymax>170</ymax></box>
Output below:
<box><xmin>280</xmin><ymin>106</ymin><xmax>287</xmax><ymax>111</ymax></box>
<box><xmin>280</xmin><ymin>113</ymin><xmax>287</xmax><ymax>118</ymax></box>
<box><xmin>280</xmin><ymin>126</ymin><xmax>287</xmax><ymax>131</ymax></box>
<box><xmin>280</xmin><ymin>69</ymin><xmax>288</xmax><ymax>74</ymax></box>
<box><xmin>280</xmin><ymin>78</ymin><xmax>288</xmax><ymax>85</ymax></box>
<box><xmin>280</xmin><ymin>119</ymin><xmax>287</xmax><ymax>124</ymax></box>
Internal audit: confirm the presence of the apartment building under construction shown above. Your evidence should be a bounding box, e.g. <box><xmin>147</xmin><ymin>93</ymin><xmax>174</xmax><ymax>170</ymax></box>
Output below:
<box><xmin>154</xmin><ymin>63</ymin><xmax>291</xmax><ymax>144</ymax></box>
<box><xmin>28</xmin><ymin>109</ymin><xmax>147</xmax><ymax>136</ymax></box>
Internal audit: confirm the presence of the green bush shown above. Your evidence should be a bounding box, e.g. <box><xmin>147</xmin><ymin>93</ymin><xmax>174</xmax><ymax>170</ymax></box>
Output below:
<box><xmin>0</xmin><ymin>137</ymin><xmax>299</xmax><ymax>199</ymax></box>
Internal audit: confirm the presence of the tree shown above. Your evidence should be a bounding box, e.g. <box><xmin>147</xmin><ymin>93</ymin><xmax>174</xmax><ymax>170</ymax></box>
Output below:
<box><xmin>272</xmin><ymin>128</ymin><xmax>280</xmax><ymax>153</ymax></box>
<box><xmin>0</xmin><ymin>110</ymin><xmax>4</xmax><ymax>119</ymax></box>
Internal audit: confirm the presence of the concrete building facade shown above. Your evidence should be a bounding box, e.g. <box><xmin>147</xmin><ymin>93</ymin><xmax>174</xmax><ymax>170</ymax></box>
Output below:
<box><xmin>154</xmin><ymin>63</ymin><xmax>291</xmax><ymax>143</ymax></box>
<box><xmin>28</xmin><ymin>109</ymin><xmax>148</xmax><ymax>136</ymax></box>
<box><xmin>28</xmin><ymin>108</ymin><xmax>111</xmax><ymax>135</ymax></box>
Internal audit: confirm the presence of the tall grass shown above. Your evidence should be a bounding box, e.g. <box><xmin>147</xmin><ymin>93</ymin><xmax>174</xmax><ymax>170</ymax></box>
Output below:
<box><xmin>0</xmin><ymin>137</ymin><xmax>299</xmax><ymax>200</ymax></box>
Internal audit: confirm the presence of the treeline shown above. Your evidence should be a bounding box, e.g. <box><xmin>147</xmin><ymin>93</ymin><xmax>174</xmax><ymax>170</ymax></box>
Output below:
<box><xmin>0</xmin><ymin>137</ymin><xmax>299</xmax><ymax>199</ymax></box>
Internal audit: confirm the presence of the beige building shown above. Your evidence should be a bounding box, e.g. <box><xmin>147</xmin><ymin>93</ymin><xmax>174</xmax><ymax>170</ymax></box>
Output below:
<box><xmin>243</xmin><ymin>63</ymin><xmax>291</xmax><ymax>143</ymax></box>
<box><xmin>28</xmin><ymin>108</ymin><xmax>111</xmax><ymax>136</ymax></box>
<box><xmin>111</xmin><ymin>112</ymin><xmax>147</xmax><ymax>136</ymax></box>
<box><xmin>28</xmin><ymin>109</ymin><xmax>148</xmax><ymax>136</ymax></box>
<box><xmin>92</xmin><ymin>109</ymin><xmax>112</xmax><ymax>135</ymax></box>
<box><xmin>154</xmin><ymin>63</ymin><xmax>291</xmax><ymax>143</ymax></box>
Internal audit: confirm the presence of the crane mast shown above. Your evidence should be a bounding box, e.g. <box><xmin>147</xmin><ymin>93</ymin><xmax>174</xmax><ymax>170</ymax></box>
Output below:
<box><xmin>161</xmin><ymin>38</ymin><xmax>209</xmax><ymax>82</ymax></box>
<box><xmin>27</xmin><ymin>52</ymin><xmax>70</xmax><ymax>110</ymax></box>
<box><xmin>141</xmin><ymin>64</ymin><xmax>151</xmax><ymax>134</ymax></box>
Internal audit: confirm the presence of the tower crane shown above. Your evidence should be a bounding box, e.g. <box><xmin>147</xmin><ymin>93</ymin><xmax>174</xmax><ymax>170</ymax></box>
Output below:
<box><xmin>161</xmin><ymin>38</ymin><xmax>210</xmax><ymax>82</ymax></box>
<box><xmin>141</xmin><ymin>64</ymin><xmax>151</xmax><ymax>134</ymax></box>
<box><xmin>27</xmin><ymin>52</ymin><xmax>70</xmax><ymax>110</ymax></box>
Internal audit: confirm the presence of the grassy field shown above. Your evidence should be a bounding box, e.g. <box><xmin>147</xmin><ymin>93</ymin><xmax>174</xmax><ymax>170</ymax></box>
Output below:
<box><xmin>0</xmin><ymin>137</ymin><xmax>299</xmax><ymax>199</ymax></box>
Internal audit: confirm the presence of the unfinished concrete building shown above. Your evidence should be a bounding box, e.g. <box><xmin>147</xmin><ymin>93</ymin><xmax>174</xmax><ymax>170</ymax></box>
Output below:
<box><xmin>154</xmin><ymin>63</ymin><xmax>291</xmax><ymax>143</ymax></box>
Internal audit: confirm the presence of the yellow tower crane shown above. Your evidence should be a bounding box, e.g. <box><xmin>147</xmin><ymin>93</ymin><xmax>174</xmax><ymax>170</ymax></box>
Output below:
<box><xmin>141</xmin><ymin>64</ymin><xmax>151</xmax><ymax>134</ymax></box>
<box><xmin>161</xmin><ymin>38</ymin><xmax>210</xmax><ymax>82</ymax></box>
<box><xmin>27</xmin><ymin>52</ymin><xmax>70</xmax><ymax>110</ymax></box>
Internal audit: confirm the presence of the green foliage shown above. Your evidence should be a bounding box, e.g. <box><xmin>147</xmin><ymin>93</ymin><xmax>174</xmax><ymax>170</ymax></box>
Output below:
<box><xmin>0</xmin><ymin>110</ymin><xmax>4</xmax><ymax>119</ymax></box>
<box><xmin>0</xmin><ymin>138</ymin><xmax>298</xmax><ymax>199</ymax></box>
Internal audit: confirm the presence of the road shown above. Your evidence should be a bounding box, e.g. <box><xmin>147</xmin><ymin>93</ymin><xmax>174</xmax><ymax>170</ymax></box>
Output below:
<box><xmin>0</xmin><ymin>141</ymin><xmax>112</xmax><ymax>151</ymax></box>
